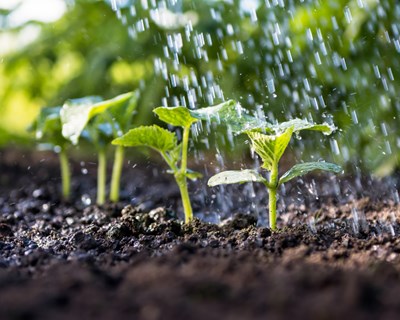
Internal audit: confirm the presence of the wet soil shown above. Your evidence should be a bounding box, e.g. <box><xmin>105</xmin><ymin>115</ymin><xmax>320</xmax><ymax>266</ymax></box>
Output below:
<box><xmin>1</xmin><ymin>149</ymin><xmax>400</xmax><ymax>320</ymax></box>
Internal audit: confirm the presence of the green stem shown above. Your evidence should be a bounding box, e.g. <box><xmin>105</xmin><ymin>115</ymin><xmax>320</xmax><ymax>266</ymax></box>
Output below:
<box><xmin>268</xmin><ymin>187</ymin><xmax>277</xmax><ymax>230</ymax></box>
<box><xmin>161</xmin><ymin>150</ymin><xmax>193</xmax><ymax>222</ymax></box>
<box><xmin>160</xmin><ymin>126</ymin><xmax>194</xmax><ymax>223</ymax></box>
<box><xmin>110</xmin><ymin>145</ymin><xmax>124</xmax><ymax>202</ymax></box>
<box><xmin>160</xmin><ymin>151</ymin><xmax>178</xmax><ymax>172</ymax></box>
<box><xmin>176</xmin><ymin>177</ymin><xmax>193</xmax><ymax>224</ymax></box>
<box><xmin>268</xmin><ymin>163</ymin><xmax>279</xmax><ymax>230</ymax></box>
<box><xmin>59</xmin><ymin>148</ymin><xmax>71</xmax><ymax>201</ymax></box>
<box><xmin>179</xmin><ymin>126</ymin><xmax>193</xmax><ymax>223</ymax></box>
<box><xmin>180</xmin><ymin>126</ymin><xmax>190</xmax><ymax>174</ymax></box>
<box><xmin>97</xmin><ymin>148</ymin><xmax>107</xmax><ymax>205</ymax></box>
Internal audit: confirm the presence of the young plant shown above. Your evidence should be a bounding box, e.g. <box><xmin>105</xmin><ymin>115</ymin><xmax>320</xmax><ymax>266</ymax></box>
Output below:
<box><xmin>112</xmin><ymin>106</ymin><xmax>202</xmax><ymax>223</ymax></box>
<box><xmin>200</xmin><ymin>100</ymin><xmax>342</xmax><ymax>230</ymax></box>
<box><xmin>61</xmin><ymin>91</ymin><xmax>138</xmax><ymax>204</ymax></box>
<box><xmin>30</xmin><ymin>106</ymin><xmax>72</xmax><ymax>200</ymax></box>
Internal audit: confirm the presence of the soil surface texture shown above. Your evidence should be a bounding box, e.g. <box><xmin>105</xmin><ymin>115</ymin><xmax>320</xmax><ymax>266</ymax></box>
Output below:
<box><xmin>1</xmin><ymin>149</ymin><xmax>400</xmax><ymax>320</ymax></box>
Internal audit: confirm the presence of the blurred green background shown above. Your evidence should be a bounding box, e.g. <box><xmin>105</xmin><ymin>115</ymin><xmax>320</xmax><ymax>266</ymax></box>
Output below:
<box><xmin>1</xmin><ymin>0</ymin><xmax>399</xmax><ymax>174</ymax></box>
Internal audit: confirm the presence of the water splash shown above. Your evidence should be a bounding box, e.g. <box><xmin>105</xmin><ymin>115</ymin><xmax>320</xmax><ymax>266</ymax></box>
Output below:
<box><xmin>103</xmin><ymin>0</ymin><xmax>400</xmax><ymax>221</ymax></box>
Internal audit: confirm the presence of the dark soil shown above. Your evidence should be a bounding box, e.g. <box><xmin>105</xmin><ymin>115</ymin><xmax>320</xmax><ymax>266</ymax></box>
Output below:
<box><xmin>1</xmin><ymin>149</ymin><xmax>400</xmax><ymax>320</ymax></box>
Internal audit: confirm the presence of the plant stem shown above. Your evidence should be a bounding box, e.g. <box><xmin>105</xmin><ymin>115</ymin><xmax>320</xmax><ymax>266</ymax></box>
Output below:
<box><xmin>176</xmin><ymin>177</ymin><xmax>193</xmax><ymax>223</ymax></box>
<box><xmin>268</xmin><ymin>163</ymin><xmax>279</xmax><ymax>230</ymax></box>
<box><xmin>180</xmin><ymin>126</ymin><xmax>190</xmax><ymax>174</ymax></box>
<box><xmin>179</xmin><ymin>126</ymin><xmax>193</xmax><ymax>223</ymax></box>
<box><xmin>97</xmin><ymin>148</ymin><xmax>107</xmax><ymax>205</ymax></box>
<box><xmin>268</xmin><ymin>187</ymin><xmax>277</xmax><ymax>230</ymax></box>
<box><xmin>110</xmin><ymin>145</ymin><xmax>124</xmax><ymax>202</ymax></box>
<box><xmin>59</xmin><ymin>148</ymin><xmax>71</xmax><ymax>200</ymax></box>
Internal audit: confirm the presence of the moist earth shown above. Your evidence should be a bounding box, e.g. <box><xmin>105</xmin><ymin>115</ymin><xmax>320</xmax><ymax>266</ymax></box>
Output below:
<box><xmin>1</xmin><ymin>150</ymin><xmax>400</xmax><ymax>320</ymax></box>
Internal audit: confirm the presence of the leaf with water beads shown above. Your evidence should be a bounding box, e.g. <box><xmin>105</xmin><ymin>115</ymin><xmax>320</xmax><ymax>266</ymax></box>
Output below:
<box><xmin>112</xmin><ymin>125</ymin><xmax>177</xmax><ymax>153</ymax></box>
<box><xmin>208</xmin><ymin>169</ymin><xmax>267</xmax><ymax>187</ymax></box>
<box><xmin>247</xmin><ymin>127</ymin><xmax>294</xmax><ymax>171</ymax></box>
<box><xmin>190</xmin><ymin>100</ymin><xmax>266</xmax><ymax>134</ymax></box>
<box><xmin>279</xmin><ymin>162</ymin><xmax>342</xmax><ymax>185</ymax></box>
<box><xmin>153</xmin><ymin>106</ymin><xmax>198</xmax><ymax>128</ymax></box>
<box><xmin>266</xmin><ymin>118</ymin><xmax>335</xmax><ymax>135</ymax></box>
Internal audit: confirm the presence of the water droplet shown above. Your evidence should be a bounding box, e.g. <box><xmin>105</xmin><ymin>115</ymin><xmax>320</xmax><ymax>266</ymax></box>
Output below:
<box><xmin>267</xmin><ymin>78</ymin><xmax>275</xmax><ymax>94</ymax></box>
<box><xmin>81</xmin><ymin>194</ymin><xmax>91</xmax><ymax>206</ymax></box>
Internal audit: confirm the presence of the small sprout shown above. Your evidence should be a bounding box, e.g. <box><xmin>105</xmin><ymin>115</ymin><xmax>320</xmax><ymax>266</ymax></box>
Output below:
<box><xmin>113</xmin><ymin>106</ymin><xmax>201</xmax><ymax>223</ymax></box>
<box><xmin>30</xmin><ymin>106</ymin><xmax>71</xmax><ymax>200</ymax></box>
<box><xmin>61</xmin><ymin>91</ymin><xmax>138</xmax><ymax>204</ymax></box>
<box><xmin>207</xmin><ymin>101</ymin><xmax>341</xmax><ymax>230</ymax></box>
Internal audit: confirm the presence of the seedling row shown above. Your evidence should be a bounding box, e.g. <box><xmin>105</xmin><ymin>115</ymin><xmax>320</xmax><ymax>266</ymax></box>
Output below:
<box><xmin>31</xmin><ymin>92</ymin><xmax>341</xmax><ymax>230</ymax></box>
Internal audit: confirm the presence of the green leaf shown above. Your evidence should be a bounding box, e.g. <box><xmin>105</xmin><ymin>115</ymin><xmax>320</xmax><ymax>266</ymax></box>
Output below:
<box><xmin>153</xmin><ymin>106</ymin><xmax>198</xmax><ymax>127</ymax></box>
<box><xmin>208</xmin><ymin>169</ymin><xmax>267</xmax><ymax>187</ymax></box>
<box><xmin>247</xmin><ymin>127</ymin><xmax>294</xmax><ymax>171</ymax></box>
<box><xmin>31</xmin><ymin>107</ymin><xmax>61</xmax><ymax>138</ymax></box>
<box><xmin>60</xmin><ymin>96</ymin><xmax>103</xmax><ymax>145</ymax></box>
<box><xmin>112</xmin><ymin>125</ymin><xmax>177</xmax><ymax>152</ymax></box>
<box><xmin>30</xmin><ymin>106</ymin><xmax>68</xmax><ymax>148</ymax></box>
<box><xmin>91</xmin><ymin>91</ymin><xmax>135</xmax><ymax>112</ymax></box>
<box><xmin>279</xmin><ymin>162</ymin><xmax>342</xmax><ymax>185</ymax></box>
<box><xmin>185</xmin><ymin>169</ymin><xmax>203</xmax><ymax>181</ymax></box>
<box><xmin>269</xmin><ymin>119</ymin><xmax>335</xmax><ymax>135</ymax></box>
<box><xmin>104</xmin><ymin>91</ymin><xmax>139</xmax><ymax>132</ymax></box>
<box><xmin>190</xmin><ymin>100</ymin><xmax>266</xmax><ymax>133</ymax></box>
<box><xmin>61</xmin><ymin>92</ymin><xmax>135</xmax><ymax>145</ymax></box>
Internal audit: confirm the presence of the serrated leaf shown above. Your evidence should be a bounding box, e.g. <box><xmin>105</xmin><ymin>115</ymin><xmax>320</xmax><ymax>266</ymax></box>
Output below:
<box><xmin>247</xmin><ymin>127</ymin><xmax>294</xmax><ymax>171</ymax></box>
<box><xmin>271</xmin><ymin>119</ymin><xmax>335</xmax><ymax>135</ymax></box>
<box><xmin>279</xmin><ymin>162</ymin><xmax>342</xmax><ymax>185</ymax></box>
<box><xmin>153</xmin><ymin>106</ymin><xmax>198</xmax><ymax>127</ymax></box>
<box><xmin>185</xmin><ymin>169</ymin><xmax>203</xmax><ymax>181</ymax></box>
<box><xmin>208</xmin><ymin>169</ymin><xmax>267</xmax><ymax>187</ymax></box>
<box><xmin>61</xmin><ymin>92</ymin><xmax>135</xmax><ymax>145</ymax></box>
<box><xmin>190</xmin><ymin>100</ymin><xmax>266</xmax><ymax>133</ymax></box>
<box><xmin>112</xmin><ymin>125</ymin><xmax>177</xmax><ymax>152</ymax></box>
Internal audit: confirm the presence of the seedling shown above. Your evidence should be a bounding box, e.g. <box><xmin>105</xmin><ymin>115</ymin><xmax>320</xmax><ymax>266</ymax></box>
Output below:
<box><xmin>201</xmin><ymin>100</ymin><xmax>342</xmax><ymax>230</ymax></box>
<box><xmin>30</xmin><ymin>107</ymin><xmax>71</xmax><ymax>200</ymax></box>
<box><xmin>112</xmin><ymin>106</ymin><xmax>202</xmax><ymax>223</ymax></box>
<box><xmin>61</xmin><ymin>91</ymin><xmax>138</xmax><ymax>204</ymax></box>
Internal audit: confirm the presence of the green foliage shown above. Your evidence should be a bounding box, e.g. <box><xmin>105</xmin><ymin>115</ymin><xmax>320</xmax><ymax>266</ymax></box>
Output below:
<box><xmin>208</xmin><ymin>170</ymin><xmax>267</xmax><ymax>187</ymax></box>
<box><xmin>266</xmin><ymin>119</ymin><xmax>335</xmax><ymax>136</ymax></box>
<box><xmin>247</xmin><ymin>128</ymin><xmax>294</xmax><ymax>171</ymax></box>
<box><xmin>59</xmin><ymin>91</ymin><xmax>138</xmax><ymax>204</ymax></box>
<box><xmin>30</xmin><ymin>106</ymin><xmax>68</xmax><ymax>149</ymax></box>
<box><xmin>2</xmin><ymin>0</ymin><xmax>400</xmax><ymax>174</ymax></box>
<box><xmin>30</xmin><ymin>106</ymin><xmax>71</xmax><ymax>200</ymax></box>
<box><xmin>279</xmin><ymin>162</ymin><xmax>342</xmax><ymax>185</ymax></box>
<box><xmin>208</xmin><ymin>119</ymin><xmax>341</xmax><ymax>230</ymax></box>
<box><xmin>112</xmin><ymin>105</ymin><xmax>203</xmax><ymax>223</ymax></box>
<box><xmin>153</xmin><ymin>106</ymin><xmax>198</xmax><ymax>128</ymax></box>
<box><xmin>190</xmin><ymin>100</ymin><xmax>265</xmax><ymax>134</ymax></box>
<box><xmin>61</xmin><ymin>92</ymin><xmax>136</xmax><ymax>145</ymax></box>
<box><xmin>112</xmin><ymin>125</ymin><xmax>177</xmax><ymax>152</ymax></box>
<box><xmin>61</xmin><ymin>96</ymin><xmax>103</xmax><ymax>145</ymax></box>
